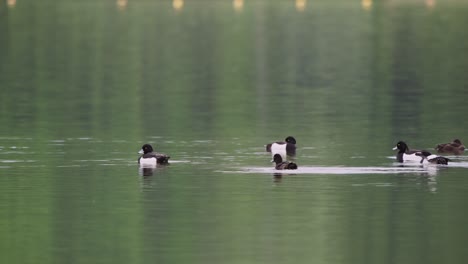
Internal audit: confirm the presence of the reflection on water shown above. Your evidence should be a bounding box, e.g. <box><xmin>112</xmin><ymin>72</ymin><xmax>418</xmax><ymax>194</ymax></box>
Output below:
<box><xmin>426</xmin><ymin>0</ymin><xmax>436</xmax><ymax>9</ymax></box>
<box><xmin>2</xmin><ymin>1</ymin><xmax>468</xmax><ymax>264</ymax></box>
<box><xmin>1</xmin><ymin>137</ymin><xmax>468</xmax><ymax>263</ymax></box>
<box><xmin>234</xmin><ymin>165</ymin><xmax>445</xmax><ymax>175</ymax></box>
<box><xmin>139</xmin><ymin>167</ymin><xmax>155</xmax><ymax>176</ymax></box>
<box><xmin>295</xmin><ymin>0</ymin><xmax>307</xmax><ymax>12</ymax></box>
<box><xmin>173</xmin><ymin>0</ymin><xmax>184</xmax><ymax>11</ymax></box>
<box><xmin>361</xmin><ymin>0</ymin><xmax>372</xmax><ymax>11</ymax></box>
<box><xmin>0</xmin><ymin>0</ymin><xmax>463</xmax><ymax>14</ymax></box>
<box><xmin>7</xmin><ymin>0</ymin><xmax>16</xmax><ymax>8</ymax></box>
<box><xmin>233</xmin><ymin>0</ymin><xmax>244</xmax><ymax>12</ymax></box>
<box><xmin>116</xmin><ymin>0</ymin><xmax>127</xmax><ymax>11</ymax></box>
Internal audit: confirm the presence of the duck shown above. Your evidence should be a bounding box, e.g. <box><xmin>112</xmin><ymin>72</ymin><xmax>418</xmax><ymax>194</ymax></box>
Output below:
<box><xmin>272</xmin><ymin>154</ymin><xmax>298</xmax><ymax>170</ymax></box>
<box><xmin>392</xmin><ymin>141</ymin><xmax>424</xmax><ymax>163</ymax></box>
<box><xmin>415</xmin><ymin>151</ymin><xmax>450</xmax><ymax>165</ymax></box>
<box><xmin>266</xmin><ymin>136</ymin><xmax>296</xmax><ymax>159</ymax></box>
<box><xmin>435</xmin><ymin>139</ymin><xmax>465</xmax><ymax>155</ymax></box>
<box><xmin>138</xmin><ymin>144</ymin><xmax>170</xmax><ymax>166</ymax></box>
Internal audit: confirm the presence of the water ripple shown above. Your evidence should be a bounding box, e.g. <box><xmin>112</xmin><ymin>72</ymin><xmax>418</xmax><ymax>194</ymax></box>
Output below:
<box><xmin>225</xmin><ymin>166</ymin><xmax>433</xmax><ymax>175</ymax></box>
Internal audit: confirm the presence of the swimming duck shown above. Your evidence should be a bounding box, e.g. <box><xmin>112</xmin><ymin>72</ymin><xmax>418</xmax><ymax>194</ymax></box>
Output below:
<box><xmin>415</xmin><ymin>151</ymin><xmax>450</xmax><ymax>165</ymax></box>
<box><xmin>272</xmin><ymin>154</ymin><xmax>298</xmax><ymax>170</ymax></box>
<box><xmin>138</xmin><ymin>144</ymin><xmax>170</xmax><ymax>166</ymax></box>
<box><xmin>435</xmin><ymin>139</ymin><xmax>465</xmax><ymax>155</ymax></box>
<box><xmin>266</xmin><ymin>136</ymin><xmax>296</xmax><ymax>159</ymax></box>
<box><xmin>393</xmin><ymin>141</ymin><xmax>423</xmax><ymax>162</ymax></box>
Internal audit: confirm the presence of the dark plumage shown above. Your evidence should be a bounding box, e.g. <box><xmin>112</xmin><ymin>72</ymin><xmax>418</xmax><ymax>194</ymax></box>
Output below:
<box><xmin>266</xmin><ymin>136</ymin><xmax>297</xmax><ymax>157</ymax></box>
<box><xmin>272</xmin><ymin>154</ymin><xmax>298</xmax><ymax>170</ymax></box>
<box><xmin>415</xmin><ymin>151</ymin><xmax>450</xmax><ymax>165</ymax></box>
<box><xmin>435</xmin><ymin>139</ymin><xmax>465</xmax><ymax>155</ymax></box>
<box><xmin>138</xmin><ymin>144</ymin><xmax>170</xmax><ymax>165</ymax></box>
<box><xmin>392</xmin><ymin>141</ymin><xmax>423</xmax><ymax>163</ymax></box>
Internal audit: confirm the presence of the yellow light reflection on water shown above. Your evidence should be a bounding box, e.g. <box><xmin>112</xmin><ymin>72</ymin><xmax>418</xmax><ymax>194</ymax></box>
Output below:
<box><xmin>295</xmin><ymin>0</ymin><xmax>306</xmax><ymax>12</ymax></box>
<box><xmin>7</xmin><ymin>0</ymin><xmax>17</xmax><ymax>8</ymax></box>
<box><xmin>426</xmin><ymin>0</ymin><xmax>436</xmax><ymax>9</ymax></box>
<box><xmin>173</xmin><ymin>0</ymin><xmax>184</xmax><ymax>11</ymax></box>
<box><xmin>116</xmin><ymin>0</ymin><xmax>127</xmax><ymax>10</ymax></box>
<box><xmin>233</xmin><ymin>0</ymin><xmax>244</xmax><ymax>12</ymax></box>
<box><xmin>361</xmin><ymin>0</ymin><xmax>372</xmax><ymax>11</ymax></box>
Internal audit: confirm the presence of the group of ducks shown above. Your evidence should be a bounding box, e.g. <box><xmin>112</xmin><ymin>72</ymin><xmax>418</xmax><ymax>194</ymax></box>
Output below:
<box><xmin>266</xmin><ymin>136</ymin><xmax>298</xmax><ymax>170</ymax></box>
<box><xmin>137</xmin><ymin>136</ymin><xmax>299</xmax><ymax>170</ymax></box>
<box><xmin>137</xmin><ymin>137</ymin><xmax>465</xmax><ymax>170</ymax></box>
<box><xmin>393</xmin><ymin>139</ymin><xmax>465</xmax><ymax>165</ymax></box>
<box><xmin>266</xmin><ymin>137</ymin><xmax>466</xmax><ymax>169</ymax></box>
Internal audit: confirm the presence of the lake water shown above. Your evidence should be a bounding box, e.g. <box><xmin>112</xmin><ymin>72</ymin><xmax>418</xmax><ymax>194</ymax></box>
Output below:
<box><xmin>2</xmin><ymin>0</ymin><xmax>468</xmax><ymax>263</ymax></box>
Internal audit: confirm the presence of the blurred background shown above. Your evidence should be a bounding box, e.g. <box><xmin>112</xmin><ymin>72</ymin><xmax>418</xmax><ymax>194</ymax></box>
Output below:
<box><xmin>1</xmin><ymin>0</ymin><xmax>468</xmax><ymax>264</ymax></box>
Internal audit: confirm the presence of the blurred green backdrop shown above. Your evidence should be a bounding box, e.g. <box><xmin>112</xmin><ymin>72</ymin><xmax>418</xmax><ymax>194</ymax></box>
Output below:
<box><xmin>1</xmin><ymin>1</ymin><xmax>468</xmax><ymax>264</ymax></box>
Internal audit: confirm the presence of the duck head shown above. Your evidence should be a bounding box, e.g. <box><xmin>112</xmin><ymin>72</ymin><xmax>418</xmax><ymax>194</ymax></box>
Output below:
<box><xmin>139</xmin><ymin>144</ymin><xmax>154</xmax><ymax>154</ymax></box>
<box><xmin>285</xmin><ymin>136</ymin><xmax>296</xmax><ymax>145</ymax></box>
<box><xmin>393</xmin><ymin>141</ymin><xmax>409</xmax><ymax>153</ymax></box>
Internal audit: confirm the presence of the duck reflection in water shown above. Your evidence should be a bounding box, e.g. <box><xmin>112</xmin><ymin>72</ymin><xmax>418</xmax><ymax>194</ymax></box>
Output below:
<box><xmin>425</xmin><ymin>174</ymin><xmax>438</xmax><ymax>193</ymax></box>
<box><xmin>138</xmin><ymin>167</ymin><xmax>156</xmax><ymax>190</ymax></box>
<box><xmin>412</xmin><ymin>172</ymin><xmax>439</xmax><ymax>193</ymax></box>
<box><xmin>393</xmin><ymin>163</ymin><xmax>441</xmax><ymax>193</ymax></box>
<box><xmin>272</xmin><ymin>172</ymin><xmax>282</xmax><ymax>183</ymax></box>
<box><xmin>139</xmin><ymin>166</ymin><xmax>155</xmax><ymax>177</ymax></box>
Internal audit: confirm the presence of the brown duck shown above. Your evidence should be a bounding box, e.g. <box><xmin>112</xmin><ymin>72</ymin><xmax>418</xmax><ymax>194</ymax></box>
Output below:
<box><xmin>435</xmin><ymin>139</ymin><xmax>465</xmax><ymax>155</ymax></box>
<box><xmin>272</xmin><ymin>154</ymin><xmax>298</xmax><ymax>170</ymax></box>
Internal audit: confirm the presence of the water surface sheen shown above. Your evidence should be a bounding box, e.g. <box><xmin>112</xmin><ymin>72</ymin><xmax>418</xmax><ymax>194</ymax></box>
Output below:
<box><xmin>2</xmin><ymin>1</ymin><xmax>468</xmax><ymax>264</ymax></box>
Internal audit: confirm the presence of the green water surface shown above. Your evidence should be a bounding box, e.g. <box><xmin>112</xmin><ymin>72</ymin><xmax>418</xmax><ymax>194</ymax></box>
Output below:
<box><xmin>1</xmin><ymin>1</ymin><xmax>468</xmax><ymax>264</ymax></box>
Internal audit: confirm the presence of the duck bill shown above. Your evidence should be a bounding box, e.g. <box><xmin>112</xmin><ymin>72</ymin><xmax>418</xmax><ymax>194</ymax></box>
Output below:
<box><xmin>138</xmin><ymin>149</ymin><xmax>144</xmax><ymax>154</ymax></box>
<box><xmin>392</xmin><ymin>147</ymin><xmax>397</xmax><ymax>150</ymax></box>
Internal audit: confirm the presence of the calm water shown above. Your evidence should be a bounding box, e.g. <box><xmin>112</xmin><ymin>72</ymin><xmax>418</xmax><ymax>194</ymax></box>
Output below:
<box><xmin>2</xmin><ymin>0</ymin><xmax>468</xmax><ymax>263</ymax></box>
